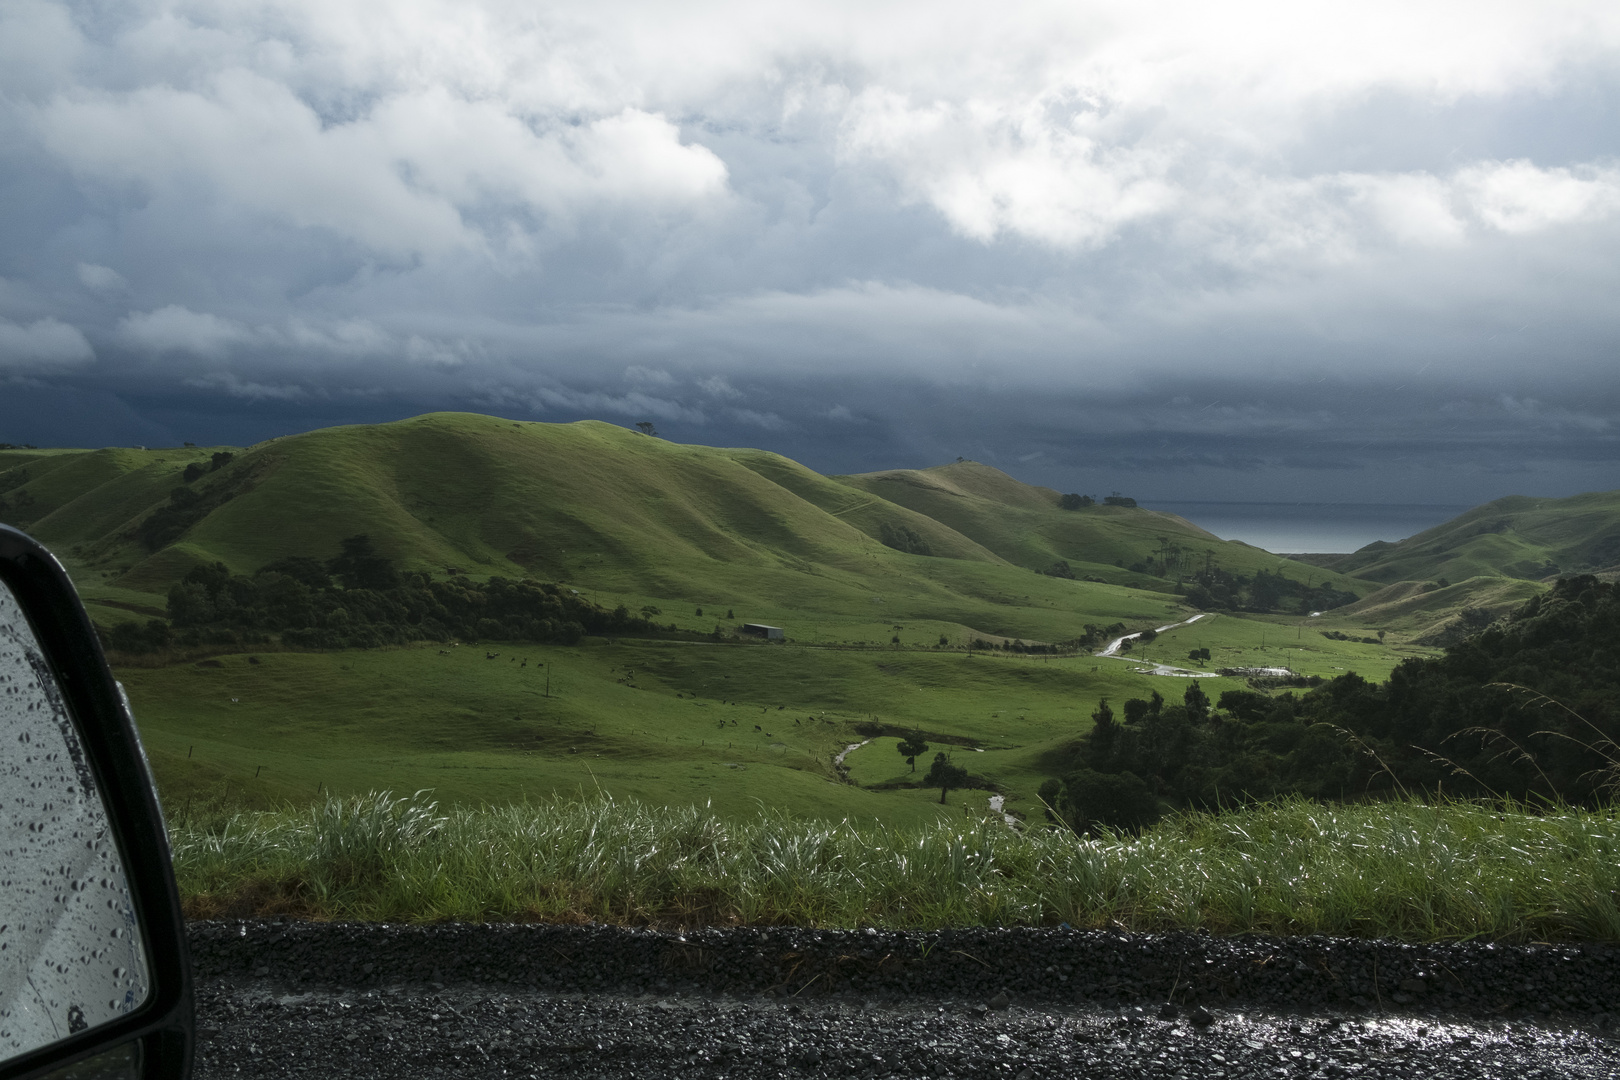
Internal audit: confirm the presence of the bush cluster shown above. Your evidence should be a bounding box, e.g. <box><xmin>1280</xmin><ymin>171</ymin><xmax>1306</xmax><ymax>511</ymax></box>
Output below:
<box><xmin>104</xmin><ymin>534</ymin><xmax>670</xmax><ymax>652</ymax></box>
<box><xmin>879</xmin><ymin>522</ymin><xmax>933</xmax><ymax>556</ymax></box>
<box><xmin>1178</xmin><ymin>567</ymin><xmax>1358</xmax><ymax>615</ymax></box>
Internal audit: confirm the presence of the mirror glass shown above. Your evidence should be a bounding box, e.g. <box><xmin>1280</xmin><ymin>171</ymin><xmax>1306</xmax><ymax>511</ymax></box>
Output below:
<box><xmin>0</xmin><ymin>577</ymin><xmax>151</xmax><ymax>1064</ymax></box>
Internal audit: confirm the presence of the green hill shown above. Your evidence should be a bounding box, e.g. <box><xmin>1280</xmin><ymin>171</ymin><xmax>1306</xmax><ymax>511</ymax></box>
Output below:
<box><xmin>0</xmin><ymin>414</ymin><xmax>1454</xmax><ymax>824</ymax></box>
<box><xmin>0</xmin><ymin>417</ymin><xmax>1152</xmax><ymax>650</ymax></box>
<box><xmin>1327</xmin><ymin>490</ymin><xmax>1620</xmax><ymax>585</ymax></box>
<box><xmin>0</xmin><ymin>413</ymin><xmax>1380</xmax><ymax>646</ymax></box>
<box><xmin>838</xmin><ymin>461</ymin><xmax>1374</xmax><ymax>597</ymax></box>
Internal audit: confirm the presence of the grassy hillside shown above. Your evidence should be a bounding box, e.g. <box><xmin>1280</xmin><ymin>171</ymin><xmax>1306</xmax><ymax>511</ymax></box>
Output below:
<box><xmin>2</xmin><ymin>414</ymin><xmax>1379</xmax><ymax>649</ymax></box>
<box><xmin>1328</xmin><ymin>490</ymin><xmax>1620</xmax><ymax>584</ymax></box>
<box><xmin>1334</xmin><ymin>576</ymin><xmax>1548</xmax><ymax>642</ymax></box>
<box><xmin>839</xmin><ymin>462</ymin><xmax>1374</xmax><ymax>597</ymax></box>
<box><xmin>1</xmin><ymin>414</ymin><xmax>1444</xmax><ymax>825</ymax></box>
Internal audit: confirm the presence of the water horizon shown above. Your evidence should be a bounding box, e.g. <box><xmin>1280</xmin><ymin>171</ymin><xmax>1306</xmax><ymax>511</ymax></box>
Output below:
<box><xmin>1140</xmin><ymin>500</ymin><xmax>1474</xmax><ymax>555</ymax></box>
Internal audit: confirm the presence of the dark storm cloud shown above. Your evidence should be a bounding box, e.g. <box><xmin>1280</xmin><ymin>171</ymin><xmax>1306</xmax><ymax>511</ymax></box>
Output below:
<box><xmin>2</xmin><ymin>1</ymin><xmax>1618</xmax><ymax>502</ymax></box>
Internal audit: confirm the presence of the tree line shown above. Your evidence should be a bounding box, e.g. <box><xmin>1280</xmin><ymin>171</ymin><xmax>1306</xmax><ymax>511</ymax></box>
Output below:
<box><xmin>101</xmin><ymin>535</ymin><xmax>672</xmax><ymax>653</ymax></box>
<box><xmin>1040</xmin><ymin>575</ymin><xmax>1620</xmax><ymax>833</ymax></box>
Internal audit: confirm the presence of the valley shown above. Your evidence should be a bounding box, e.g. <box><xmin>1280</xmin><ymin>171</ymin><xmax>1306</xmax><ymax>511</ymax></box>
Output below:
<box><xmin>3</xmin><ymin>412</ymin><xmax>1613</xmax><ymax>826</ymax></box>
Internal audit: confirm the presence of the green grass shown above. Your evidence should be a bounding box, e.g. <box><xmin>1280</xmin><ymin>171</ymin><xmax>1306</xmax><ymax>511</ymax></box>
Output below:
<box><xmin>170</xmin><ymin>791</ymin><xmax>1620</xmax><ymax>941</ymax></box>
<box><xmin>7</xmin><ymin>413</ymin><xmax>1374</xmax><ymax>643</ymax></box>
<box><xmin>120</xmin><ymin>612</ymin><xmax>1425</xmax><ymax>827</ymax></box>
<box><xmin>1332</xmin><ymin>490</ymin><xmax>1620</xmax><ymax>584</ymax></box>
<box><xmin>1335</xmin><ymin>577</ymin><xmax>1549</xmax><ymax>640</ymax></box>
<box><xmin>838</xmin><ymin>462</ymin><xmax>1374</xmax><ymax>596</ymax></box>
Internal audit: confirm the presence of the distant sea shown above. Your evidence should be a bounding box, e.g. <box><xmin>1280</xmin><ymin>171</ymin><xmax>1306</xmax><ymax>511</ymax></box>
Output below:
<box><xmin>1141</xmin><ymin>501</ymin><xmax>1475</xmax><ymax>555</ymax></box>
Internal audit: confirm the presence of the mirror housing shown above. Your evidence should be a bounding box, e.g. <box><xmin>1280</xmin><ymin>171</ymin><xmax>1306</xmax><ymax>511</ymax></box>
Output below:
<box><xmin>0</xmin><ymin>526</ymin><xmax>192</xmax><ymax>1080</ymax></box>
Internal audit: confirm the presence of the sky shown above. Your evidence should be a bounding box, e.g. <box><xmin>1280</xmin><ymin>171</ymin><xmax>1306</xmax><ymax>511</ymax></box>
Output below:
<box><xmin>1</xmin><ymin>0</ymin><xmax>1617</xmax><ymax>504</ymax></box>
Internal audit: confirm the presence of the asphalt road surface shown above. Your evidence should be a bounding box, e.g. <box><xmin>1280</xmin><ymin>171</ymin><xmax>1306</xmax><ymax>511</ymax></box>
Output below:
<box><xmin>190</xmin><ymin>922</ymin><xmax>1620</xmax><ymax>1079</ymax></box>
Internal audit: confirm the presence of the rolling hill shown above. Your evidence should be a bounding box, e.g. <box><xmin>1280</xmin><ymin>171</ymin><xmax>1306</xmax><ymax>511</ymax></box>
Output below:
<box><xmin>838</xmin><ymin>461</ymin><xmax>1368</xmax><ymax>589</ymax></box>
<box><xmin>16</xmin><ymin>413</ymin><xmax>1591</xmax><ymax>823</ymax></box>
<box><xmin>1323</xmin><ymin>490</ymin><xmax>1620</xmax><ymax>585</ymax></box>
<box><xmin>0</xmin><ymin>413</ymin><xmax>1374</xmax><ymax>648</ymax></box>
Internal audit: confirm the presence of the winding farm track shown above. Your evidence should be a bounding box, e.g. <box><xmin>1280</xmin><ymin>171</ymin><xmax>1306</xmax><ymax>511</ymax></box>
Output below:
<box><xmin>1096</xmin><ymin>612</ymin><xmax>1225</xmax><ymax>678</ymax></box>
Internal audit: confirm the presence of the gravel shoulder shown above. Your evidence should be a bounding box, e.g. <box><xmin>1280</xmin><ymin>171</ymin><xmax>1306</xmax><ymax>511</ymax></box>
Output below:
<box><xmin>190</xmin><ymin>922</ymin><xmax>1620</xmax><ymax>1079</ymax></box>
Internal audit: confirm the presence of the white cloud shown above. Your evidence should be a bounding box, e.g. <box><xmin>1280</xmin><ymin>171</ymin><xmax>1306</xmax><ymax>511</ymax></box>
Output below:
<box><xmin>1458</xmin><ymin>160</ymin><xmax>1620</xmax><ymax>233</ymax></box>
<box><xmin>730</xmin><ymin>408</ymin><xmax>786</xmax><ymax>430</ymax></box>
<box><xmin>37</xmin><ymin>71</ymin><xmax>727</xmax><ymax>260</ymax></box>
<box><xmin>626</xmin><ymin>366</ymin><xmax>679</xmax><ymax>389</ymax></box>
<box><xmin>0</xmin><ymin>316</ymin><xmax>93</xmax><ymax>368</ymax></box>
<box><xmin>840</xmin><ymin>87</ymin><xmax>1178</xmax><ymax>248</ymax></box>
<box><xmin>76</xmin><ymin>263</ymin><xmax>129</xmax><ymax>291</ymax></box>
<box><xmin>697</xmin><ymin>374</ymin><xmax>742</xmax><ymax>399</ymax></box>
<box><xmin>182</xmin><ymin>371</ymin><xmax>309</xmax><ymax>401</ymax></box>
<box><xmin>118</xmin><ymin>305</ymin><xmax>251</xmax><ymax>358</ymax></box>
<box><xmin>513</xmin><ymin>384</ymin><xmax>707</xmax><ymax>423</ymax></box>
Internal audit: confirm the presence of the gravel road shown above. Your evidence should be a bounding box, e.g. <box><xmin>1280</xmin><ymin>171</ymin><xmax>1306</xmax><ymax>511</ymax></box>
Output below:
<box><xmin>190</xmin><ymin>922</ymin><xmax>1620</xmax><ymax>1079</ymax></box>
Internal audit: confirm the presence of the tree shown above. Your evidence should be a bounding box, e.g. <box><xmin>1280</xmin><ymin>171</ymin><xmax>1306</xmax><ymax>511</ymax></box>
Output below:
<box><xmin>895</xmin><ymin>732</ymin><xmax>930</xmax><ymax>772</ymax></box>
<box><xmin>1184</xmin><ymin>681</ymin><xmax>1211</xmax><ymax>721</ymax></box>
<box><xmin>258</xmin><ymin>556</ymin><xmax>331</xmax><ymax>589</ymax></box>
<box><xmin>925</xmin><ymin>752</ymin><xmax>968</xmax><ymax>803</ymax></box>
<box><xmin>635</xmin><ymin>421</ymin><xmax>658</xmax><ymax>436</ymax></box>
<box><xmin>1058</xmin><ymin>493</ymin><xmax>1094</xmax><ymax>510</ymax></box>
<box><xmin>1088</xmin><ymin>697</ymin><xmax>1119</xmax><ymax>765</ymax></box>
<box><xmin>326</xmin><ymin>534</ymin><xmax>400</xmax><ymax>591</ymax></box>
<box><xmin>1091</xmin><ymin>697</ymin><xmax>1116</xmax><ymax>729</ymax></box>
<box><xmin>1051</xmin><ymin>768</ymin><xmax>1161</xmax><ymax>833</ymax></box>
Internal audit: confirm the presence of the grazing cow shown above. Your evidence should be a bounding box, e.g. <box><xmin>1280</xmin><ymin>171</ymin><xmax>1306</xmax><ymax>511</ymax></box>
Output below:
<box><xmin>754</xmin><ymin>724</ymin><xmax>762</xmax><ymax>731</ymax></box>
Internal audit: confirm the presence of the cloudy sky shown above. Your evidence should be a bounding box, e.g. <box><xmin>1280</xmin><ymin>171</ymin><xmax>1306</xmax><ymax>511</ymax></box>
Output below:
<box><xmin>2</xmin><ymin>0</ymin><xmax>1617</xmax><ymax>504</ymax></box>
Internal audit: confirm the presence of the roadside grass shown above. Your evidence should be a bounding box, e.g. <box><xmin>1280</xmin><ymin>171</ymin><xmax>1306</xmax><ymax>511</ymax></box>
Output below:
<box><xmin>170</xmin><ymin>791</ymin><xmax>1620</xmax><ymax>943</ymax></box>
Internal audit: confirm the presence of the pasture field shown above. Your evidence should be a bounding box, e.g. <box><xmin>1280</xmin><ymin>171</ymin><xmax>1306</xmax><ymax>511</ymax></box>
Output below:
<box><xmin>121</xmin><ymin>605</ymin><xmax>1425</xmax><ymax>825</ymax></box>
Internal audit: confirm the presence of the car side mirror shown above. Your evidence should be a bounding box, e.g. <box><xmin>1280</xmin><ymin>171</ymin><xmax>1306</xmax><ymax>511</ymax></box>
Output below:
<box><xmin>0</xmin><ymin>526</ymin><xmax>192</xmax><ymax>1080</ymax></box>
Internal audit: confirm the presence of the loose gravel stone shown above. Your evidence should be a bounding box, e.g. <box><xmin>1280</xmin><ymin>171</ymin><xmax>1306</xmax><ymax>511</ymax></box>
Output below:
<box><xmin>186</xmin><ymin>922</ymin><xmax>1620</xmax><ymax>1079</ymax></box>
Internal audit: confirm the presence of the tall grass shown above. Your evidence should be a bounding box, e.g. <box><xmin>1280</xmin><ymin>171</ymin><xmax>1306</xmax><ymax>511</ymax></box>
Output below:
<box><xmin>169</xmin><ymin>792</ymin><xmax>1620</xmax><ymax>942</ymax></box>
